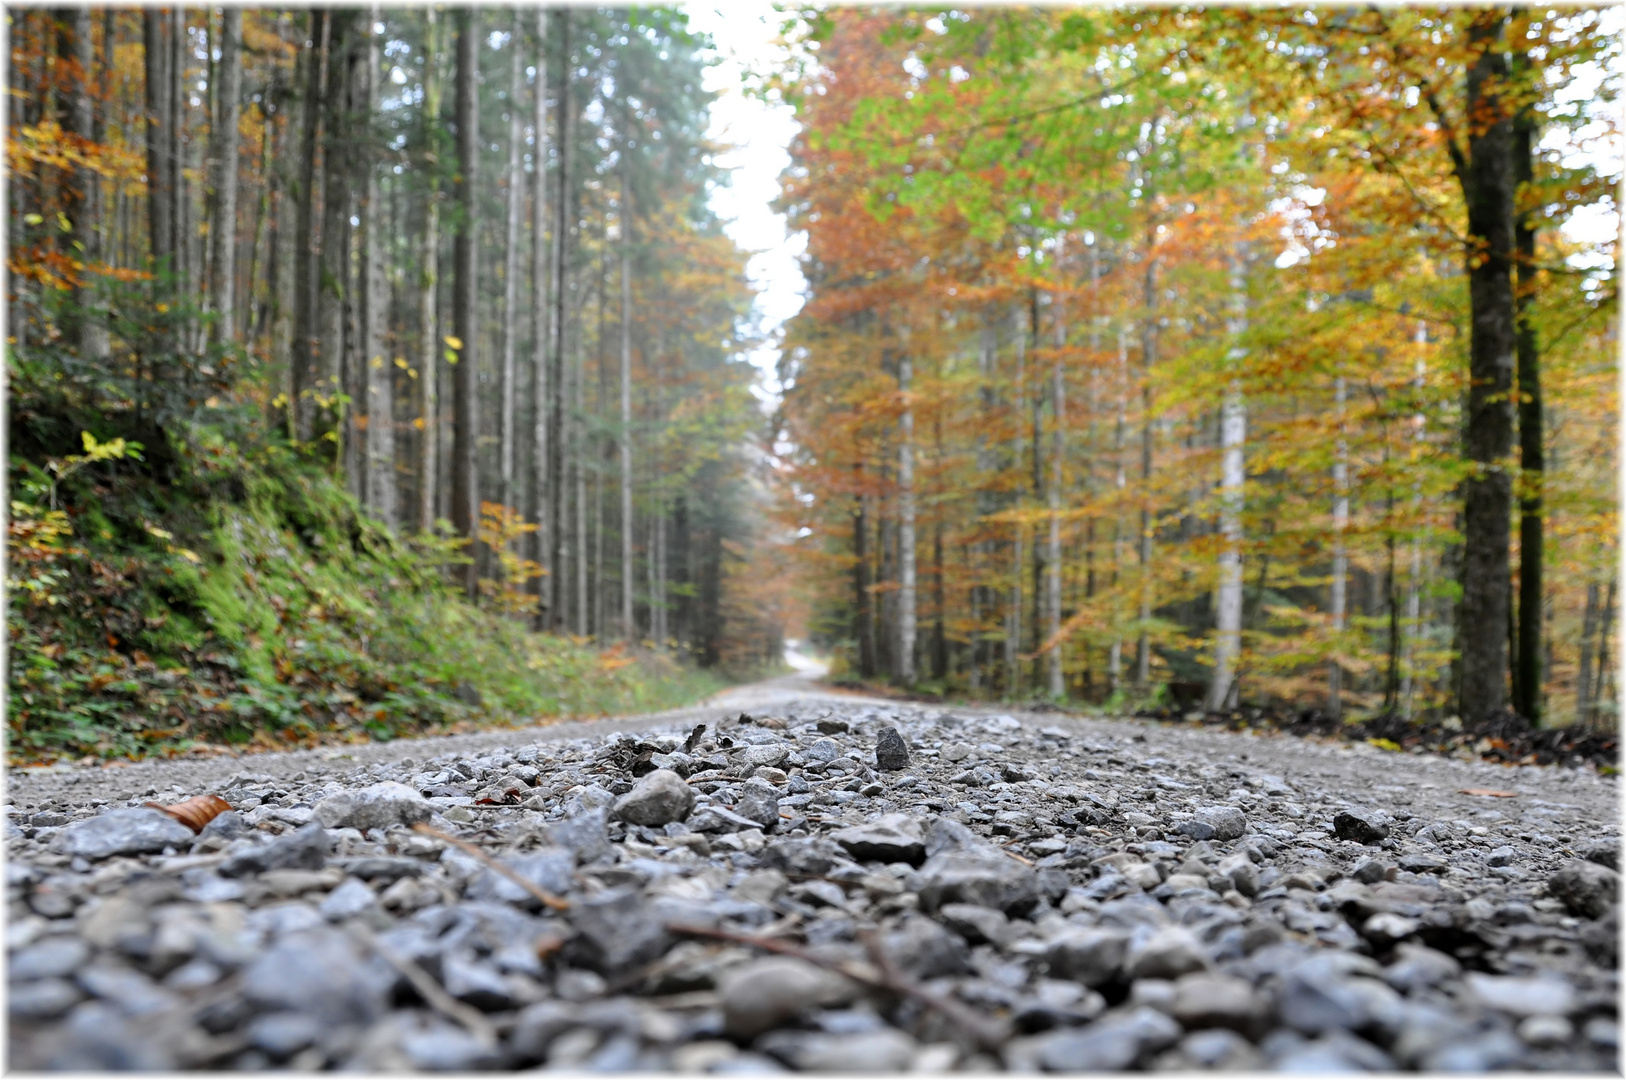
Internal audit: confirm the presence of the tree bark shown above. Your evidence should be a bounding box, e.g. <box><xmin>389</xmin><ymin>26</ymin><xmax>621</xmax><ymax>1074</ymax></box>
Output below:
<box><xmin>417</xmin><ymin>7</ymin><xmax>443</xmax><ymax>533</ymax></box>
<box><xmin>208</xmin><ymin>8</ymin><xmax>242</xmax><ymax>345</ymax></box>
<box><xmin>529</xmin><ymin>9</ymin><xmax>551</xmax><ymax>619</ymax></box>
<box><xmin>1209</xmin><ymin>246</ymin><xmax>1247</xmax><ymax>712</ymax></box>
<box><xmin>451</xmin><ymin>7</ymin><xmax>480</xmax><ymax>597</ymax></box>
<box><xmin>547</xmin><ymin>11</ymin><xmax>573</xmax><ymax>629</ymax></box>
<box><xmin>315</xmin><ymin>12</ymin><xmax>354</xmax><ymax>460</ymax></box>
<box><xmin>1136</xmin><ymin>250</ymin><xmax>1157</xmax><ymax>689</ymax></box>
<box><xmin>143</xmin><ymin>10</ymin><xmax>173</xmax><ymax>275</ymax></box>
<box><xmin>1006</xmin><ymin>305</ymin><xmax>1025</xmax><ymax>698</ymax></box>
<box><xmin>1329</xmin><ymin>373</ymin><xmax>1349</xmax><ymax>719</ymax></box>
<box><xmin>499</xmin><ymin>11</ymin><xmax>524</xmax><ymax>517</ymax></box>
<box><xmin>68</xmin><ymin>9</ymin><xmax>108</xmax><ymax>360</ymax></box>
<box><xmin>619</xmin><ymin>149</ymin><xmax>636</xmax><ymax>640</ymax></box>
<box><xmin>1578</xmin><ymin>580</ymin><xmax>1599</xmax><ymax>722</ymax></box>
<box><xmin>1456</xmin><ymin>11</ymin><xmax>1517</xmax><ymax>722</ymax></box>
<box><xmin>1046</xmin><ymin>260</ymin><xmax>1067</xmax><ymax>700</ymax></box>
<box><xmin>360</xmin><ymin>9</ymin><xmax>393</xmax><ymax>526</ymax></box>
<box><xmin>897</xmin><ymin>334</ymin><xmax>917</xmax><ymax>687</ymax></box>
<box><xmin>290</xmin><ymin>9</ymin><xmax>328</xmax><ymax>442</ymax></box>
<box><xmin>1513</xmin><ymin>70</ymin><xmax>1543</xmax><ymax>724</ymax></box>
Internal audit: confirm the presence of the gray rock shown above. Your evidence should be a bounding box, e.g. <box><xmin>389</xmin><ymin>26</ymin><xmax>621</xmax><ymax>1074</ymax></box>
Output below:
<box><xmin>1175</xmin><ymin>1028</ymin><xmax>1263</xmax><ymax>1069</ymax></box>
<box><xmin>8</xmin><ymin>978</ymin><xmax>83</xmax><ymax>1020</ymax></box>
<box><xmin>402</xmin><ymin>1021</ymin><xmax>501</xmax><ymax>1070</ymax></box>
<box><xmin>875</xmin><ymin>726</ymin><xmax>910</xmax><ymax>771</ymax></box>
<box><xmin>719</xmin><ymin>957</ymin><xmax>859</xmax><ymax>1039</ymax></box>
<box><xmin>760</xmin><ymin>1028</ymin><xmax>917</xmax><ymax>1071</ymax></box>
<box><xmin>48</xmin><ymin>808</ymin><xmax>193</xmax><ymax>860</ymax></box>
<box><xmin>938</xmin><ymin>902</ymin><xmax>1011</xmax><ymax>947</ymax></box>
<box><xmin>911</xmin><ymin>851</ymin><xmax>1039</xmax><ymax>915</ymax></box>
<box><xmin>738</xmin><ymin>744</ymin><xmax>790</xmax><ymax>769</ymax></box>
<box><xmin>220</xmin><ymin>823</ymin><xmax>330</xmax><ymax>877</ymax></box>
<box><xmin>1333</xmin><ymin>808</ymin><xmax>1391</xmax><ymax>845</ymax></box>
<box><xmin>688</xmin><ymin>805</ymin><xmax>764</xmax><ymax>833</ymax></box>
<box><xmin>760</xmin><ymin>836</ymin><xmax>846</xmax><ymax>876</ymax></box>
<box><xmin>242</xmin><ymin>927</ymin><xmax>393</xmax><ymax>1024</ymax></box>
<box><xmin>198</xmin><ymin>810</ymin><xmax>248</xmax><ymax>840</ymax></box>
<box><xmin>318</xmin><ymin>878</ymin><xmax>379</xmax><ymax>921</ymax></box>
<box><xmin>10</xmin><ymin>936</ymin><xmax>90</xmax><ymax>981</ymax></box>
<box><xmin>1215</xmin><ymin>853</ymin><xmax>1259</xmax><ymax>898</ymax></box>
<box><xmin>1273</xmin><ymin>1030</ymin><xmax>1396</xmax><ymax>1072</ymax></box>
<box><xmin>1193</xmin><ymin>805</ymin><xmax>1247</xmax><ymax>842</ymax></box>
<box><xmin>1548</xmin><ymin>859</ymin><xmax>1618</xmax><ymax>919</ymax></box>
<box><xmin>612</xmin><ymin>769</ymin><xmax>695</xmax><ymax>827</ymax></box>
<box><xmin>1034</xmin><ymin>1006</ymin><xmax>1183</xmax><ymax>1071</ymax></box>
<box><xmin>547</xmin><ymin>807</ymin><xmax>612</xmax><ymax>865</ymax></box>
<box><xmin>1578</xmin><ymin>838</ymin><xmax>1619</xmax><ymax>871</ymax></box>
<box><xmin>1278</xmin><ymin>955</ymin><xmax>1404</xmax><ymax>1037</ymax></box>
<box><xmin>1486</xmin><ymin>845</ymin><xmax>1517</xmax><ymax>867</ymax></box>
<box><xmin>1464</xmin><ymin>972</ymin><xmax>1577</xmax><ymax>1018</ymax></box>
<box><xmin>566</xmin><ymin>887</ymin><xmax>670</xmax><ymax>974</ymax></box>
<box><xmin>1397</xmin><ymin>851</ymin><xmax>1447</xmax><ymax>873</ymax></box>
<box><xmin>832</xmin><ymin>813</ymin><xmax>926</xmax><ymax>865</ymax></box>
<box><xmin>1044</xmin><ymin>927</ymin><xmax>1130</xmax><ymax>988</ymax></box>
<box><xmin>76</xmin><ymin>963</ymin><xmax>179</xmax><ymax>1015</ymax></box>
<box><xmin>804</xmin><ymin>738</ymin><xmax>842</xmax><ymax>763</ymax></box>
<box><xmin>467</xmin><ymin>847</ymin><xmax>574</xmax><ymax>909</ymax></box>
<box><xmin>733</xmin><ymin>780</ymin><xmax>781</xmax><ymax>828</ymax></box>
<box><xmin>882</xmin><ymin>915</ymin><xmax>970</xmax><ymax>979</ymax></box>
<box><xmin>1124</xmin><ymin>926</ymin><xmax>1209</xmax><ymax>981</ymax></box>
<box><xmin>1170</xmin><ymin>972</ymin><xmax>1268</xmax><ymax>1036</ymax></box>
<box><xmin>312</xmin><ymin>781</ymin><xmax>433</xmax><ymax>831</ymax></box>
<box><xmin>923</xmin><ymin>815</ymin><xmax>989</xmax><ymax>857</ymax></box>
<box><xmin>247</xmin><ymin>1011</ymin><xmax>323</xmax><ymax>1058</ymax></box>
<box><xmin>44</xmin><ymin>1001</ymin><xmax>176</xmax><ymax>1070</ymax></box>
<box><xmin>1381</xmin><ymin>942</ymin><xmax>1460</xmax><ymax>994</ymax></box>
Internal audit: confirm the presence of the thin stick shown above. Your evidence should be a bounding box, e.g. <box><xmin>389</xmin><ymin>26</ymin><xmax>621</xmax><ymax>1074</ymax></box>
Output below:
<box><xmin>348</xmin><ymin>922</ymin><xmax>497</xmax><ymax>1046</ymax></box>
<box><xmin>666</xmin><ymin>922</ymin><xmax>1010</xmax><ymax>1053</ymax></box>
<box><xmin>412</xmin><ymin>822</ymin><xmax>570</xmax><ymax>910</ymax></box>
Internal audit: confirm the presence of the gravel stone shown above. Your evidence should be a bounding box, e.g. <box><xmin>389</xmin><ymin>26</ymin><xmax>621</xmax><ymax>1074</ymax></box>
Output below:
<box><xmin>1032</xmin><ymin>1006</ymin><xmax>1182</xmax><ymax>1071</ymax></box>
<box><xmin>1192</xmin><ymin>805</ymin><xmax>1247</xmax><ymax>842</ymax></box>
<box><xmin>720</xmin><ymin>957</ymin><xmax>859</xmax><ymax>1039</ymax></box>
<box><xmin>48</xmin><ymin>808</ymin><xmax>193</xmax><ymax>860</ymax></box>
<box><xmin>1332</xmin><ymin>808</ymin><xmax>1391</xmax><ymax>845</ymax></box>
<box><xmin>1547</xmin><ymin>859</ymin><xmax>1618</xmax><ymax>918</ymax></box>
<box><xmin>612</xmin><ymin>769</ymin><xmax>695</xmax><ymax>827</ymax></box>
<box><xmin>832</xmin><ymin>813</ymin><xmax>926</xmax><ymax>865</ymax></box>
<box><xmin>911</xmin><ymin>851</ymin><xmax>1039</xmax><ymax>914</ymax></box>
<box><xmin>312</xmin><ymin>781</ymin><xmax>433</xmax><ymax>831</ymax></box>
<box><xmin>874</xmin><ymin>726</ymin><xmax>911</xmax><ymax>771</ymax></box>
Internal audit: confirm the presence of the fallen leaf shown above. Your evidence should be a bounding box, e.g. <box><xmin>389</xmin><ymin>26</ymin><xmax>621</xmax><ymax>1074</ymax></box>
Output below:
<box><xmin>1458</xmin><ymin>788</ymin><xmax>1518</xmax><ymax>798</ymax></box>
<box><xmin>144</xmin><ymin>793</ymin><xmax>233</xmax><ymax>832</ymax></box>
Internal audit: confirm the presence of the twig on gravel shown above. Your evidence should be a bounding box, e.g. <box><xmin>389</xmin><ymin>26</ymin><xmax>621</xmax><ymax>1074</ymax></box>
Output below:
<box><xmin>411</xmin><ymin>823</ymin><xmax>570</xmax><ymax>910</ymax></box>
<box><xmin>347</xmin><ymin>922</ymin><xmax>497</xmax><ymax>1047</ymax></box>
<box><xmin>665</xmin><ymin>922</ymin><xmax>1010</xmax><ymax>1053</ymax></box>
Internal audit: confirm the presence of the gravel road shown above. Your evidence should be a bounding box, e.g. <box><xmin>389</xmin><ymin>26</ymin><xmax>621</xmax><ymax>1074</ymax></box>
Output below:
<box><xmin>6</xmin><ymin>670</ymin><xmax>1619</xmax><ymax>1071</ymax></box>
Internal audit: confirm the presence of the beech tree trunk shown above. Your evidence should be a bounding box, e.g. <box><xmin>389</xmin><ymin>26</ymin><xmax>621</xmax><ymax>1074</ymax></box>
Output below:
<box><xmin>451</xmin><ymin>8</ymin><xmax>480</xmax><ymax>597</ymax></box>
<box><xmin>1329</xmin><ymin>373</ymin><xmax>1349</xmax><ymax>719</ymax></box>
<box><xmin>897</xmin><ymin>336</ymin><xmax>917</xmax><ymax>686</ymax></box>
<box><xmin>416</xmin><ymin>7</ymin><xmax>443</xmax><ymax>533</ymax></box>
<box><xmin>144</xmin><ymin>10</ymin><xmax>173</xmax><ymax>275</ymax></box>
<box><xmin>208</xmin><ymin>8</ymin><xmax>242</xmax><ymax>345</ymax></box>
<box><xmin>1046</xmin><ymin>263</ymin><xmax>1067</xmax><ymax>700</ymax></box>
<box><xmin>1456</xmin><ymin>12</ymin><xmax>1516</xmax><ymax>722</ymax></box>
<box><xmin>1209</xmin><ymin>247</ymin><xmax>1247</xmax><ymax>712</ymax></box>
<box><xmin>360</xmin><ymin>10</ymin><xmax>393</xmax><ymax>525</ymax></box>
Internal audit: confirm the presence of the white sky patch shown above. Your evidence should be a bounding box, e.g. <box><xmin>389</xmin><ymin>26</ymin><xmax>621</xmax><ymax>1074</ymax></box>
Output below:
<box><xmin>686</xmin><ymin>2</ymin><xmax>807</xmax><ymax>406</ymax></box>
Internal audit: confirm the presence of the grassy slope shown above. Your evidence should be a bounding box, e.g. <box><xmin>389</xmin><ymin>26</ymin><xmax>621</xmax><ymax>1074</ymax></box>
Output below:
<box><xmin>8</xmin><ymin>441</ymin><xmax>728</xmax><ymax>765</ymax></box>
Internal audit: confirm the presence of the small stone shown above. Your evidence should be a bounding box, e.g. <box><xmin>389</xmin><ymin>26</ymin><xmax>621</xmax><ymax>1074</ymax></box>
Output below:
<box><xmin>49</xmin><ymin>808</ymin><xmax>193</xmax><ymax>860</ymax></box>
<box><xmin>10</xmin><ymin>936</ymin><xmax>91</xmax><ymax>980</ymax></box>
<box><xmin>1398</xmin><ymin>852</ymin><xmax>1448</xmax><ymax>874</ymax></box>
<box><xmin>402</xmin><ymin>1021</ymin><xmax>501</xmax><ymax>1070</ymax></box>
<box><xmin>1193</xmin><ymin>806</ymin><xmax>1247</xmax><ymax>842</ymax></box>
<box><xmin>467</xmin><ymin>848</ymin><xmax>574</xmax><ymax>909</ymax></box>
<box><xmin>735</xmin><ymin>868</ymin><xmax>789</xmax><ymax>905</ymax></box>
<box><xmin>1382</xmin><ymin>943</ymin><xmax>1460</xmax><ymax>994</ymax></box>
<box><xmin>1171</xmin><ymin>973</ymin><xmax>1268</xmax><ymax>1036</ymax></box>
<box><xmin>1174</xmin><ymin>821</ymin><xmax>1215</xmax><ymax>842</ymax></box>
<box><xmin>832</xmin><ymin>813</ymin><xmax>926</xmax><ymax>865</ymax></box>
<box><xmin>612</xmin><ymin>770</ymin><xmax>695</xmax><ymax>827</ymax></box>
<box><xmin>547</xmin><ymin>808</ymin><xmax>612</xmax><ymax>865</ymax></box>
<box><xmin>566</xmin><ymin>887</ymin><xmax>671</xmax><ymax>974</ymax></box>
<box><xmin>875</xmin><ymin>727</ymin><xmax>911</xmax><ymax>771</ymax></box>
<box><xmin>318</xmin><ymin>878</ymin><xmax>379</xmax><ymax>921</ymax></box>
<box><xmin>1332</xmin><ymin>809</ymin><xmax>1391</xmax><ymax>845</ymax></box>
<box><xmin>1518</xmin><ymin>1014</ymin><xmax>1573</xmax><ymax>1047</ymax></box>
<box><xmin>1278</xmin><ymin>955</ymin><xmax>1403</xmax><ymax>1037</ymax></box>
<box><xmin>220</xmin><ymin>823</ymin><xmax>330</xmax><ymax>877</ymax></box>
<box><xmin>247</xmin><ymin>1011</ymin><xmax>323</xmax><ymax>1058</ymax></box>
<box><xmin>816</xmin><ymin>718</ymin><xmax>849</xmax><ymax>735</ymax></box>
<box><xmin>242</xmin><ymin>927</ymin><xmax>393</xmax><ymax>1024</ymax></box>
<box><xmin>1464</xmin><ymin>972</ymin><xmax>1577</xmax><ymax>1018</ymax></box>
<box><xmin>688</xmin><ymin>805</ymin><xmax>763</xmax><ymax>833</ymax></box>
<box><xmin>738</xmin><ymin>744</ymin><xmax>790</xmax><ymax>769</ymax></box>
<box><xmin>1547</xmin><ymin>859</ymin><xmax>1618</xmax><ymax>919</ymax></box>
<box><xmin>765</xmin><ymin>1029</ymin><xmax>918</xmax><ymax>1071</ymax></box>
<box><xmin>733</xmin><ymin>780</ymin><xmax>780</xmax><ymax>828</ymax></box>
<box><xmin>1125</xmin><ymin>926</ymin><xmax>1209</xmax><ymax>981</ymax></box>
<box><xmin>1176</xmin><ymin>1028</ymin><xmax>1263</xmax><ymax>1070</ymax></box>
<box><xmin>883</xmin><ymin>915</ymin><xmax>970</xmax><ymax>979</ymax></box>
<box><xmin>719</xmin><ymin>956</ymin><xmax>859</xmax><ymax>1039</ymax></box>
<box><xmin>312</xmin><ymin>782</ymin><xmax>433</xmax><ymax>831</ymax></box>
<box><xmin>911</xmin><ymin>851</ymin><xmax>1039</xmax><ymax>915</ymax></box>
<box><xmin>1215</xmin><ymin>854</ymin><xmax>1259</xmax><ymax>898</ymax></box>
<box><xmin>1361</xmin><ymin>912</ymin><xmax>1419</xmax><ymax>946</ymax></box>
<box><xmin>1578</xmin><ymin>839</ymin><xmax>1619</xmax><ymax>871</ymax></box>
<box><xmin>805</xmin><ymin>738</ymin><xmax>842</xmax><ymax>763</ymax></box>
<box><xmin>1273</xmin><ymin>1031</ymin><xmax>1396</xmax><ymax>1072</ymax></box>
<box><xmin>938</xmin><ymin>903</ymin><xmax>1011</xmax><ymax>947</ymax></box>
<box><xmin>1044</xmin><ymin>928</ymin><xmax>1130</xmax><ymax>988</ymax></box>
<box><xmin>1034</xmin><ymin>1006</ymin><xmax>1182</xmax><ymax>1071</ymax></box>
<box><xmin>1486</xmin><ymin>845</ymin><xmax>1517</xmax><ymax>868</ymax></box>
<box><xmin>10</xmin><ymin>977</ymin><xmax>83</xmax><ymax>1019</ymax></box>
<box><xmin>198</xmin><ymin>810</ymin><xmax>248</xmax><ymax>841</ymax></box>
<box><xmin>1350</xmin><ymin>858</ymin><xmax>1392</xmax><ymax>884</ymax></box>
<box><xmin>942</xmin><ymin>742</ymin><xmax>974</xmax><ymax>762</ymax></box>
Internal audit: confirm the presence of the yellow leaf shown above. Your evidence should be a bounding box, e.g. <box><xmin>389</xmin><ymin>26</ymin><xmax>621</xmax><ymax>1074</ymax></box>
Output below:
<box><xmin>443</xmin><ymin>335</ymin><xmax>463</xmax><ymax>350</ymax></box>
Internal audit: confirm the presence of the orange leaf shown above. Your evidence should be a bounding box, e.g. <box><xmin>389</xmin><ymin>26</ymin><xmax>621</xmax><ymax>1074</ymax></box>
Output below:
<box><xmin>144</xmin><ymin>794</ymin><xmax>233</xmax><ymax>832</ymax></box>
<box><xmin>1457</xmin><ymin>788</ymin><xmax>1518</xmax><ymax>798</ymax></box>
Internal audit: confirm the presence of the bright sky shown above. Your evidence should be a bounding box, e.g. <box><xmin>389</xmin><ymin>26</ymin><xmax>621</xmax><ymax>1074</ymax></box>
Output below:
<box><xmin>684</xmin><ymin>2</ymin><xmax>805</xmax><ymax>403</ymax></box>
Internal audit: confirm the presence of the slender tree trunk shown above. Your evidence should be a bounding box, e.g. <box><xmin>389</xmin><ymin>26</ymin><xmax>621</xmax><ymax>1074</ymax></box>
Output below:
<box><xmin>1457</xmin><ymin>12</ymin><xmax>1517</xmax><ymax>722</ymax></box>
<box><xmin>897</xmin><ymin>336</ymin><xmax>917</xmax><ymax>687</ymax></box>
<box><xmin>1513</xmin><ymin>78</ymin><xmax>1543</xmax><ymax>724</ymax></box>
<box><xmin>499</xmin><ymin>12</ymin><xmax>523</xmax><ymax>516</ymax></box>
<box><xmin>1136</xmin><ymin>252</ymin><xmax>1157</xmax><ymax>689</ymax></box>
<box><xmin>315</xmin><ymin>14</ymin><xmax>353</xmax><ymax>460</ymax></box>
<box><xmin>619</xmin><ymin>151</ymin><xmax>636</xmax><ymax>640</ymax></box>
<box><xmin>574</xmin><ymin>330</ymin><xmax>589</xmax><ymax>636</ymax></box>
<box><xmin>1209</xmin><ymin>247</ymin><xmax>1248</xmax><ymax>711</ymax></box>
<box><xmin>1046</xmin><ymin>261</ymin><xmax>1067</xmax><ymax>700</ymax></box>
<box><xmin>416</xmin><ymin>8</ymin><xmax>443</xmax><ymax>533</ymax></box>
<box><xmin>1007</xmin><ymin>305</ymin><xmax>1025</xmax><ymax>698</ymax></box>
<box><xmin>207</xmin><ymin>8</ymin><xmax>242</xmax><ymax>346</ymax></box>
<box><xmin>1578</xmin><ymin>581</ymin><xmax>1599</xmax><ymax>722</ymax></box>
<box><xmin>451</xmin><ymin>8</ymin><xmax>480</xmax><ymax>597</ymax></box>
<box><xmin>68</xmin><ymin>9</ymin><xmax>108</xmax><ymax>360</ymax></box>
<box><xmin>529</xmin><ymin>9</ymin><xmax>551</xmax><ymax>617</ymax></box>
<box><xmin>1402</xmin><ymin>325</ymin><xmax>1427</xmax><ymax>719</ymax></box>
<box><xmin>360</xmin><ymin>10</ymin><xmax>393</xmax><ymax>526</ymax></box>
<box><xmin>1111</xmin><ymin>324</ymin><xmax>1128</xmax><ymax>694</ymax></box>
<box><xmin>290</xmin><ymin>10</ymin><xmax>327</xmax><ymax>442</ymax></box>
<box><xmin>854</xmin><ymin>470</ymin><xmax>876</xmax><ymax>678</ymax></box>
<box><xmin>144</xmin><ymin>10</ymin><xmax>173</xmax><ymax>275</ymax></box>
<box><xmin>1330</xmin><ymin>373</ymin><xmax>1349</xmax><ymax>719</ymax></box>
<box><xmin>547</xmin><ymin>11</ymin><xmax>572</xmax><ymax>629</ymax></box>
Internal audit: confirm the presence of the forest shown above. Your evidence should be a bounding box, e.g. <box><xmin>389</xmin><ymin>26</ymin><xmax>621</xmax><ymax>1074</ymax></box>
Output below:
<box><xmin>5</xmin><ymin>5</ymin><xmax>1620</xmax><ymax>763</ymax></box>
<box><xmin>771</xmin><ymin>7</ymin><xmax>1618</xmax><ymax>728</ymax></box>
<box><xmin>7</xmin><ymin>7</ymin><xmax>788</xmax><ymax>762</ymax></box>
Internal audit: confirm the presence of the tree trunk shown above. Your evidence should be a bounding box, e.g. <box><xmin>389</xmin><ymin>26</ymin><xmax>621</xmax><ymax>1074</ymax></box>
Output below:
<box><xmin>360</xmin><ymin>10</ymin><xmax>393</xmax><ymax>526</ymax></box>
<box><xmin>315</xmin><ymin>13</ymin><xmax>353</xmax><ymax>459</ymax></box>
<box><xmin>1513</xmin><ymin>72</ymin><xmax>1543</xmax><ymax>724</ymax></box>
<box><xmin>1136</xmin><ymin>252</ymin><xmax>1157</xmax><ymax>689</ymax></box>
<box><xmin>1007</xmin><ymin>305</ymin><xmax>1025</xmax><ymax>698</ymax></box>
<box><xmin>1046</xmin><ymin>262</ymin><xmax>1067</xmax><ymax>700</ymax></box>
<box><xmin>1208</xmin><ymin>248</ymin><xmax>1247</xmax><ymax>712</ymax></box>
<box><xmin>417</xmin><ymin>7</ymin><xmax>443</xmax><ymax>533</ymax></box>
<box><xmin>547</xmin><ymin>11</ymin><xmax>572</xmax><ymax>629</ymax></box>
<box><xmin>619</xmin><ymin>150</ymin><xmax>636</xmax><ymax>640</ymax></box>
<box><xmin>65</xmin><ymin>9</ymin><xmax>108</xmax><ymax>360</ymax></box>
<box><xmin>290</xmin><ymin>10</ymin><xmax>327</xmax><ymax>442</ymax></box>
<box><xmin>897</xmin><ymin>336</ymin><xmax>917</xmax><ymax>687</ymax></box>
<box><xmin>1111</xmin><ymin>325</ymin><xmax>1128</xmax><ymax>694</ymax></box>
<box><xmin>854</xmin><ymin>472</ymin><xmax>876</xmax><ymax>679</ymax></box>
<box><xmin>1578</xmin><ymin>580</ymin><xmax>1599</xmax><ymax>722</ymax></box>
<box><xmin>1330</xmin><ymin>373</ymin><xmax>1349</xmax><ymax>719</ymax></box>
<box><xmin>451</xmin><ymin>7</ymin><xmax>480</xmax><ymax>597</ymax></box>
<box><xmin>1456</xmin><ymin>12</ymin><xmax>1517</xmax><ymax>722</ymax></box>
<box><xmin>499</xmin><ymin>11</ymin><xmax>523</xmax><ymax>516</ymax></box>
<box><xmin>574</xmin><ymin>328</ymin><xmax>589</xmax><ymax>636</ymax></box>
<box><xmin>529</xmin><ymin>9</ymin><xmax>551</xmax><ymax>618</ymax></box>
<box><xmin>143</xmin><ymin>9</ymin><xmax>173</xmax><ymax>275</ymax></box>
<box><xmin>208</xmin><ymin>8</ymin><xmax>242</xmax><ymax>345</ymax></box>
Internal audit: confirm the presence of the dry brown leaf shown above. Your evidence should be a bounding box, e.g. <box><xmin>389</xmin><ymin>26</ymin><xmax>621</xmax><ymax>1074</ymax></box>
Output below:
<box><xmin>1458</xmin><ymin>788</ymin><xmax>1519</xmax><ymax>798</ymax></box>
<box><xmin>144</xmin><ymin>793</ymin><xmax>233</xmax><ymax>832</ymax></box>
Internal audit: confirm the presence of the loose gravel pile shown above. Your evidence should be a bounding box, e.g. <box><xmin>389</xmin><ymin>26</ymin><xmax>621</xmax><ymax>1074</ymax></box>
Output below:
<box><xmin>5</xmin><ymin>698</ymin><xmax>1620</xmax><ymax>1071</ymax></box>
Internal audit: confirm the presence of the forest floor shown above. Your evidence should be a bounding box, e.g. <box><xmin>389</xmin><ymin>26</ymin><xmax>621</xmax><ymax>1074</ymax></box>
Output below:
<box><xmin>6</xmin><ymin>667</ymin><xmax>1619</xmax><ymax>1070</ymax></box>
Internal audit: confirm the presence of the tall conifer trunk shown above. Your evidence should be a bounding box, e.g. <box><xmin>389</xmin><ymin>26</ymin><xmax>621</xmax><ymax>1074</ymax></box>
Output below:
<box><xmin>208</xmin><ymin>8</ymin><xmax>242</xmax><ymax>345</ymax></box>
<box><xmin>451</xmin><ymin>8</ymin><xmax>480</xmax><ymax>597</ymax></box>
<box><xmin>416</xmin><ymin>8</ymin><xmax>443</xmax><ymax>534</ymax></box>
<box><xmin>1513</xmin><ymin>59</ymin><xmax>1543</xmax><ymax>723</ymax></box>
